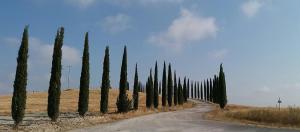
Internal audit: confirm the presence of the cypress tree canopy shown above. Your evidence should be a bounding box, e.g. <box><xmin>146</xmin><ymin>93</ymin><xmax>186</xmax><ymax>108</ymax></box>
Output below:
<box><xmin>219</xmin><ymin>64</ymin><xmax>227</xmax><ymax>109</ymax></box>
<box><xmin>100</xmin><ymin>46</ymin><xmax>110</xmax><ymax>113</ymax></box>
<box><xmin>183</xmin><ymin>77</ymin><xmax>187</xmax><ymax>102</ymax></box>
<box><xmin>167</xmin><ymin>63</ymin><xmax>173</xmax><ymax>107</ymax></box>
<box><xmin>116</xmin><ymin>46</ymin><xmax>131</xmax><ymax>112</ymax></box>
<box><xmin>154</xmin><ymin>62</ymin><xmax>159</xmax><ymax>108</ymax></box>
<box><xmin>133</xmin><ymin>64</ymin><xmax>139</xmax><ymax>110</ymax></box>
<box><xmin>11</xmin><ymin>26</ymin><xmax>29</xmax><ymax>126</ymax></box>
<box><xmin>173</xmin><ymin>71</ymin><xmax>178</xmax><ymax>106</ymax></box>
<box><xmin>162</xmin><ymin>62</ymin><xmax>167</xmax><ymax>107</ymax></box>
<box><xmin>48</xmin><ymin>27</ymin><xmax>64</xmax><ymax>122</ymax></box>
<box><xmin>78</xmin><ymin>32</ymin><xmax>90</xmax><ymax>116</ymax></box>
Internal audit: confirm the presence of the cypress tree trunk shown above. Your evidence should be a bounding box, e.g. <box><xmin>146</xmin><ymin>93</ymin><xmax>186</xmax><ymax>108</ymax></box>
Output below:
<box><xmin>11</xmin><ymin>26</ymin><xmax>29</xmax><ymax>127</ymax></box>
<box><xmin>116</xmin><ymin>46</ymin><xmax>131</xmax><ymax>112</ymax></box>
<box><xmin>48</xmin><ymin>27</ymin><xmax>64</xmax><ymax>122</ymax></box>
<box><xmin>78</xmin><ymin>32</ymin><xmax>90</xmax><ymax>116</ymax></box>
<box><xmin>183</xmin><ymin>77</ymin><xmax>187</xmax><ymax>102</ymax></box>
<box><xmin>133</xmin><ymin>64</ymin><xmax>139</xmax><ymax>110</ymax></box>
<box><xmin>153</xmin><ymin>62</ymin><xmax>159</xmax><ymax>108</ymax></box>
<box><xmin>219</xmin><ymin>64</ymin><xmax>227</xmax><ymax>109</ymax></box>
<box><xmin>100</xmin><ymin>46</ymin><xmax>110</xmax><ymax>113</ymax></box>
<box><xmin>173</xmin><ymin>71</ymin><xmax>178</xmax><ymax>106</ymax></box>
<box><xmin>167</xmin><ymin>64</ymin><xmax>173</xmax><ymax>107</ymax></box>
<box><xmin>162</xmin><ymin>62</ymin><xmax>167</xmax><ymax>107</ymax></box>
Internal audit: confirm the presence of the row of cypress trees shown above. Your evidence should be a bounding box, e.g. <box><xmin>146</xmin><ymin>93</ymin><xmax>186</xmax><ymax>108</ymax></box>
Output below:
<box><xmin>145</xmin><ymin>62</ymin><xmax>192</xmax><ymax>109</ymax></box>
<box><xmin>189</xmin><ymin>64</ymin><xmax>227</xmax><ymax>109</ymax></box>
<box><xmin>11</xmin><ymin>26</ymin><xmax>227</xmax><ymax>127</ymax></box>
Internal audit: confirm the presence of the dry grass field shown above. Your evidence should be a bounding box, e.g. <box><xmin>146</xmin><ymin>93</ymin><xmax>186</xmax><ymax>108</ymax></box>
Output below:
<box><xmin>0</xmin><ymin>89</ymin><xmax>195</xmax><ymax>131</ymax></box>
<box><xmin>206</xmin><ymin>104</ymin><xmax>300</xmax><ymax>129</ymax></box>
<box><xmin>0</xmin><ymin>89</ymin><xmax>153</xmax><ymax>115</ymax></box>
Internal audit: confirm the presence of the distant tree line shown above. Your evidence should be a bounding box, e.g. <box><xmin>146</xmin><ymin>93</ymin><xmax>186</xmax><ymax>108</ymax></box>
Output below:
<box><xmin>11</xmin><ymin>26</ymin><xmax>227</xmax><ymax>128</ymax></box>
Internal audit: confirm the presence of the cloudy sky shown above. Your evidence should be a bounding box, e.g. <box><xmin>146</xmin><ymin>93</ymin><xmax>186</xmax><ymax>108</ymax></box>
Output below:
<box><xmin>1</xmin><ymin>0</ymin><xmax>300</xmax><ymax>107</ymax></box>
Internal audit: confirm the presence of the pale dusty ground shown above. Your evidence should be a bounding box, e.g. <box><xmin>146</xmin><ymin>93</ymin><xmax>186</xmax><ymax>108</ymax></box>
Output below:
<box><xmin>71</xmin><ymin>100</ymin><xmax>299</xmax><ymax>132</ymax></box>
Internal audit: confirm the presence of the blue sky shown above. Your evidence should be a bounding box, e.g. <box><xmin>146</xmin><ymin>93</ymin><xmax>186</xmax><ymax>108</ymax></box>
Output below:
<box><xmin>1</xmin><ymin>0</ymin><xmax>300</xmax><ymax>107</ymax></box>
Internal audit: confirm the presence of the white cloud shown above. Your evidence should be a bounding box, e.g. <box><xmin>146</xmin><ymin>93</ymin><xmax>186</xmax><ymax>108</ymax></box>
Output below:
<box><xmin>148</xmin><ymin>8</ymin><xmax>218</xmax><ymax>51</ymax></box>
<box><xmin>3</xmin><ymin>37</ymin><xmax>80</xmax><ymax>65</ymax></box>
<box><xmin>209</xmin><ymin>49</ymin><xmax>229</xmax><ymax>59</ymax></box>
<box><xmin>257</xmin><ymin>86</ymin><xmax>271</xmax><ymax>93</ymax></box>
<box><xmin>65</xmin><ymin>0</ymin><xmax>96</xmax><ymax>9</ymax></box>
<box><xmin>241</xmin><ymin>0</ymin><xmax>263</xmax><ymax>18</ymax></box>
<box><xmin>101</xmin><ymin>14</ymin><xmax>131</xmax><ymax>34</ymax></box>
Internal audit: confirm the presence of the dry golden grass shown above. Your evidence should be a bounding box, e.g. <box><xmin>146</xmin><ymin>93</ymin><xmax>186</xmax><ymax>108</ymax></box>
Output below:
<box><xmin>0</xmin><ymin>89</ymin><xmax>193</xmax><ymax>116</ymax></box>
<box><xmin>206</xmin><ymin>104</ymin><xmax>300</xmax><ymax>129</ymax></box>
<box><xmin>0</xmin><ymin>89</ymin><xmax>147</xmax><ymax>115</ymax></box>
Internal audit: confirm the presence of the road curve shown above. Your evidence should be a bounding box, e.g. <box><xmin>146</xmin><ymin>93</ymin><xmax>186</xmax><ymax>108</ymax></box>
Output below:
<box><xmin>71</xmin><ymin>101</ymin><xmax>299</xmax><ymax>132</ymax></box>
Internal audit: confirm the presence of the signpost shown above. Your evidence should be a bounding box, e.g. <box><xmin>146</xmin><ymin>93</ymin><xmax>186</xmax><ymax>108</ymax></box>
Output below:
<box><xmin>277</xmin><ymin>97</ymin><xmax>282</xmax><ymax>111</ymax></box>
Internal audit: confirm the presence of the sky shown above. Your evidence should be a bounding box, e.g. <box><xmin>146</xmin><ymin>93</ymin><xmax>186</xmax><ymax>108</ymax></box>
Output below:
<box><xmin>1</xmin><ymin>0</ymin><xmax>300</xmax><ymax>107</ymax></box>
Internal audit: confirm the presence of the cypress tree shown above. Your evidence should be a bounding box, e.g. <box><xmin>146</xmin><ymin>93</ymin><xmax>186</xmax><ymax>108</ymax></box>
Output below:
<box><xmin>178</xmin><ymin>78</ymin><xmax>183</xmax><ymax>105</ymax></box>
<box><xmin>116</xmin><ymin>46</ymin><xmax>131</xmax><ymax>112</ymax></box>
<box><xmin>146</xmin><ymin>69</ymin><xmax>154</xmax><ymax>108</ymax></box>
<box><xmin>204</xmin><ymin>80</ymin><xmax>206</xmax><ymax>101</ymax></box>
<box><xmin>194</xmin><ymin>82</ymin><xmax>197</xmax><ymax>99</ymax></box>
<box><xmin>78</xmin><ymin>32</ymin><xmax>90</xmax><ymax>116</ymax></box>
<box><xmin>191</xmin><ymin>82</ymin><xmax>193</xmax><ymax>99</ymax></box>
<box><xmin>209</xmin><ymin>78</ymin><xmax>213</xmax><ymax>102</ymax></box>
<box><xmin>48</xmin><ymin>27</ymin><xmax>64</xmax><ymax>122</ymax></box>
<box><xmin>183</xmin><ymin>77</ymin><xmax>187</xmax><ymax>102</ymax></box>
<box><xmin>162</xmin><ymin>62</ymin><xmax>167</xmax><ymax>107</ymax></box>
<box><xmin>212</xmin><ymin>75</ymin><xmax>218</xmax><ymax>103</ymax></box>
<box><xmin>100</xmin><ymin>46</ymin><xmax>110</xmax><ymax>113</ymax></box>
<box><xmin>197</xmin><ymin>82</ymin><xmax>200</xmax><ymax>99</ymax></box>
<box><xmin>11</xmin><ymin>26</ymin><xmax>29</xmax><ymax>126</ymax></box>
<box><xmin>200</xmin><ymin>82</ymin><xmax>203</xmax><ymax>100</ymax></box>
<box><xmin>167</xmin><ymin>64</ymin><xmax>173</xmax><ymax>107</ymax></box>
<box><xmin>187</xmin><ymin>79</ymin><xmax>190</xmax><ymax>98</ymax></box>
<box><xmin>219</xmin><ymin>64</ymin><xmax>227</xmax><ymax>109</ymax></box>
<box><xmin>133</xmin><ymin>64</ymin><xmax>139</xmax><ymax>110</ymax></box>
<box><xmin>207</xmin><ymin>79</ymin><xmax>210</xmax><ymax>102</ymax></box>
<box><xmin>173</xmin><ymin>71</ymin><xmax>178</xmax><ymax>106</ymax></box>
<box><xmin>154</xmin><ymin>62</ymin><xmax>159</xmax><ymax>109</ymax></box>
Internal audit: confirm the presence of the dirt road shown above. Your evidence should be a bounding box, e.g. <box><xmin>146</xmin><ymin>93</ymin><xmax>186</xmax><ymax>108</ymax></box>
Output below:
<box><xmin>71</xmin><ymin>101</ymin><xmax>299</xmax><ymax>132</ymax></box>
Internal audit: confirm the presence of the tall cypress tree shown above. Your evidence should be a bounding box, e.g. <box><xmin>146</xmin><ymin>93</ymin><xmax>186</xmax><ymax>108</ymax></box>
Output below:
<box><xmin>154</xmin><ymin>62</ymin><xmax>159</xmax><ymax>109</ymax></box>
<box><xmin>187</xmin><ymin>79</ymin><xmax>190</xmax><ymax>98</ymax></box>
<box><xmin>219</xmin><ymin>64</ymin><xmax>227</xmax><ymax>109</ymax></box>
<box><xmin>191</xmin><ymin>82</ymin><xmax>193</xmax><ymax>99</ymax></box>
<box><xmin>100</xmin><ymin>46</ymin><xmax>110</xmax><ymax>113</ymax></box>
<box><xmin>206</xmin><ymin>79</ymin><xmax>210</xmax><ymax>102</ymax></box>
<box><xmin>116</xmin><ymin>46</ymin><xmax>131</xmax><ymax>112</ymax></box>
<box><xmin>183</xmin><ymin>77</ymin><xmax>187</xmax><ymax>102</ymax></box>
<box><xmin>162</xmin><ymin>62</ymin><xmax>167</xmax><ymax>107</ymax></box>
<box><xmin>78</xmin><ymin>32</ymin><xmax>90</xmax><ymax>116</ymax></box>
<box><xmin>194</xmin><ymin>82</ymin><xmax>198</xmax><ymax>99</ymax></box>
<box><xmin>11</xmin><ymin>26</ymin><xmax>29</xmax><ymax>126</ymax></box>
<box><xmin>200</xmin><ymin>82</ymin><xmax>203</xmax><ymax>100</ymax></box>
<box><xmin>48</xmin><ymin>27</ymin><xmax>64</xmax><ymax>122</ymax></box>
<box><xmin>178</xmin><ymin>78</ymin><xmax>183</xmax><ymax>105</ymax></box>
<box><xmin>173</xmin><ymin>71</ymin><xmax>178</xmax><ymax>106</ymax></box>
<box><xmin>209</xmin><ymin>78</ymin><xmax>213</xmax><ymax>102</ymax></box>
<box><xmin>197</xmin><ymin>82</ymin><xmax>200</xmax><ymax>99</ymax></box>
<box><xmin>167</xmin><ymin>64</ymin><xmax>173</xmax><ymax>107</ymax></box>
<box><xmin>133</xmin><ymin>64</ymin><xmax>139</xmax><ymax>110</ymax></box>
<box><xmin>204</xmin><ymin>80</ymin><xmax>207</xmax><ymax>101</ymax></box>
<box><xmin>212</xmin><ymin>75</ymin><xmax>218</xmax><ymax>104</ymax></box>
